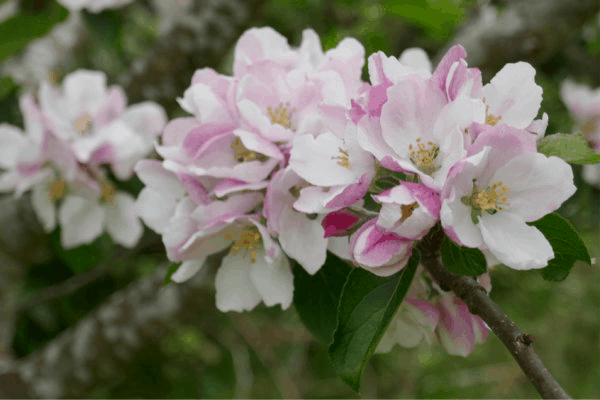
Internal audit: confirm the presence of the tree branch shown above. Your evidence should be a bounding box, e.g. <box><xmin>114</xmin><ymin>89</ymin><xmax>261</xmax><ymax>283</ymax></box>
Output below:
<box><xmin>418</xmin><ymin>226</ymin><xmax>571</xmax><ymax>399</ymax></box>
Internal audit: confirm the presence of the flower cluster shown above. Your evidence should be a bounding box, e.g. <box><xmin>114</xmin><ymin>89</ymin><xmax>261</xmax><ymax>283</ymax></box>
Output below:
<box><xmin>0</xmin><ymin>70</ymin><xmax>166</xmax><ymax>249</ymax></box>
<box><xmin>133</xmin><ymin>27</ymin><xmax>576</xmax><ymax>355</ymax></box>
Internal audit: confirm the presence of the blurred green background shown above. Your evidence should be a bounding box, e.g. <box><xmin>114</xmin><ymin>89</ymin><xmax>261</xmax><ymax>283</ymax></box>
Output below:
<box><xmin>2</xmin><ymin>0</ymin><xmax>600</xmax><ymax>398</ymax></box>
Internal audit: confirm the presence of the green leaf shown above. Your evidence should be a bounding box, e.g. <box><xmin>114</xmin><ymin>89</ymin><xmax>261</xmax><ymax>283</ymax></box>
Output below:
<box><xmin>529</xmin><ymin>213</ymin><xmax>591</xmax><ymax>281</ymax></box>
<box><xmin>0</xmin><ymin>76</ymin><xmax>17</xmax><ymax>102</ymax></box>
<box><xmin>164</xmin><ymin>262</ymin><xmax>183</xmax><ymax>287</ymax></box>
<box><xmin>52</xmin><ymin>230</ymin><xmax>114</xmax><ymax>274</ymax></box>
<box><xmin>537</xmin><ymin>132</ymin><xmax>600</xmax><ymax>164</ymax></box>
<box><xmin>384</xmin><ymin>0</ymin><xmax>464</xmax><ymax>40</ymax></box>
<box><xmin>0</xmin><ymin>1</ymin><xmax>69</xmax><ymax>63</ymax></box>
<box><xmin>328</xmin><ymin>251</ymin><xmax>419</xmax><ymax>391</ymax></box>
<box><xmin>82</xmin><ymin>9</ymin><xmax>123</xmax><ymax>49</ymax></box>
<box><xmin>440</xmin><ymin>236</ymin><xmax>487</xmax><ymax>276</ymax></box>
<box><xmin>293</xmin><ymin>252</ymin><xmax>352</xmax><ymax>344</ymax></box>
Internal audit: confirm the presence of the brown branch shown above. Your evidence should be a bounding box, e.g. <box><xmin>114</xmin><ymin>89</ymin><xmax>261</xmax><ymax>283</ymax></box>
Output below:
<box><xmin>418</xmin><ymin>226</ymin><xmax>571</xmax><ymax>399</ymax></box>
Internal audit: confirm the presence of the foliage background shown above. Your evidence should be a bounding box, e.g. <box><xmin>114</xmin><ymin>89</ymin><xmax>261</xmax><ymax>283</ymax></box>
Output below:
<box><xmin>1</xmin><ymin>0</ymin><xmax>600</xmax><ymax>397</ymax></box>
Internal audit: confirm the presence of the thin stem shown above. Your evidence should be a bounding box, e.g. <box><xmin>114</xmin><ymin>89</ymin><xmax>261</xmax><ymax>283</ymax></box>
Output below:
<box><xmin>418</xmin><ymin>226</ymin><xmax>571</xmax><ymax>399</ymax></box>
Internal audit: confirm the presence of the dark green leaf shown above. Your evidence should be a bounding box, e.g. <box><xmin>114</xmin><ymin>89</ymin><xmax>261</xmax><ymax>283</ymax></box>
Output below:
<box><xmin>164</xmin><ymin>262</ymin><xmax>182</xmax><ymax>287</ymax></box>
<box><xmin>0</xmin><ymin>76</ymin><xmax>17</xmax><ymax>101</ymax></box>
<box><xmin>537</xmin><ymin>132</ymin><xmax>600</xmax><ymax>164</ymax></box>
<box><xmin>529</xmin><ymin>213</ymin><xmax>591</xmax><ymax>281</ymax></box>
<box><xmin>328</xmin><ymin>251</ymin><xmax>419</xmax><ymax>391</ymax></box>
<box><xmin>52</xmin><ymin>230</ymin><xmax>114</xmax><ymax>274</ymax></box>
<box><xmin>0</xmin><ymin>1</ymin><xmax>69</xmax><ymax>63</ymax></box>
<box><xmin>82</xmin><ymin>9</ymin><xmax>123</xmax><ymax>48</ymax></box>
<box><xmin>440</xmin><ymin>236</ymin><xmax>487</xmax><ymax>276</ymax></box>
<box><xmin>293</xmin><ymin>251</ymin><xmax>352</xmax><ymax>344</ymax></box>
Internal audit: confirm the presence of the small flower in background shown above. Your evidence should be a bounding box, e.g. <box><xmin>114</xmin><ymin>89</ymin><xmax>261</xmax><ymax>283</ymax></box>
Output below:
<box><xmin>560</xmin><ymin>79</ymin><xmax>600</xmax><ymax>187</ymax></box>
<box><xmin>0</xmin><ymin>69</ymin><xmax>166</xmax><ymax>249</ymax></box>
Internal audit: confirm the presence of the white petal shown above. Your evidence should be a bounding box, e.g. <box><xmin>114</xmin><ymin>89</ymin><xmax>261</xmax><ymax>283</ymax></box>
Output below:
<box><xmin>31</xmin><ymin>182</ymin><xmax>56</xmax><ymax>232</ymax></box>
<box><xmin>440</xmin><ymin>189</ymin><xmax>483</xmax><ymax>248</ymax></box>
<box><xmin>398</xmin><ymin>47</ymin><xmax>432</xmax><ymax>75</ymax></box>
<box><xmin>134</xmin><ymin>159</ymin><xmax>186</xmax><ymax>199</ymax></box>
<box><xmin>278</xmin><ymin>208</ymin><xmax>327</xmax><ymax>274</ymax></box>
<box><xmin>58</xmin><ymin>195</ymin><xmax>105</xmax><ymax>249</ymax></box>
<box><xmin>327</xmin><ymin>236</ymin><xmax>352</xmax><ymax>260</ymax></box>
<box><xmin>171</xmin><ymin>257</ymin><xmax>207</xmax><ymax>283</ymax></box>
<box><xmin>63</xmin><ymin>70</ymin><xmax>108</xmax><ymax>116</ymax></box>
<box><xmin>0</xmin><ymin>124</ymin><xmax>25</xmax><ymax>168</ymax></box>
<box><xmin>135</xmin><ymin>187</ymin><xmax>178</xmax><ymax>234</ymax></box>
<box><xmin>250</xmin><ymin>249</ymin><xmax>294</xmax><ymax>309</ymax></box>
<box><xmin>482</xmin><ymin>62</ymin><xmax>542</xmax><ymax>129</ymax></box>
<box><xmin>289</xmin><ymin>133</ymin><xmax>356</xmax><ymax>186</ymax></box>
<box><xmin>119</xmin><ymin>102</ymin><xmax>167</xmax><ymax>140</ymax></box>
<box><xmin>479</xmin><ymin>212</ymin><xmax>553</xmax><ymax>270</ymax></box>
<box><xmin>105</xmin><ymin>192</ymin><xmax>143</xmax><ymax>248</ymax></box>
<box><xmin>215</xmin><ymin>252</ymin><xmax>262</xmax><ymax>312</ymax></box>
<box><xmin>492</xmin><ymin>153</ymin><xmax>576</xmax><ymax>222</ymax></box>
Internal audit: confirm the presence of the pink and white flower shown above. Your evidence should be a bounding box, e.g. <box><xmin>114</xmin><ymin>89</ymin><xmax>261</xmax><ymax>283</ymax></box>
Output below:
<box><xmin>349</xmin><ymin>218</ymin><xmax>414</xmax><ymax>276</ymax></box>
<box><xmin>39</xmin><ymin>69</ymin><xmax>167</xmax><ymax>180</ymax></box>
<box><xmin>441</xmin><ymin>124</ymin><xmax>576</xmax><ymax>270</ymax></box>
<box><xmin>372</xmin><ymin>182</ymin><xmax>440</xmax><ymax>240</ymax></box>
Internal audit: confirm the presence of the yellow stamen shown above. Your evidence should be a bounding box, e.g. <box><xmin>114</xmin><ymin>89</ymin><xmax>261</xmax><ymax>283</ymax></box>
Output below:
<box><xmin>408</xmin><ymin>138</ymin><xmax>439</xmax><ymax>175</ymax></box>
<box><xmin>101</xmin><ymin>182</ymin><xmax>116</xmax><ymax>204</ymax></box>
<box><xmin>224</xmin><ymin>227</ymin><xmax>262</xmax><ymax>263</ymax></box>
<box><xmin>400</xmin><ymin>202</ymin><xmax>419</xmax><ymax>222</ymax></box>
<box><xmin>483</xmin><ymin>98</ymin><xmax>502</xmax><ymax>126</ymax></box>
<box><xmin>47</xmin><ymin>179</ymin><xmax>66</xmax><ymax>202</ymax></box>
<box><xmin>331</xmin><ymin>147</ymin><xmax>351</xmax><ymax>169</ymax></box>
<box><xmin>74</xmin><ymin>115</ymin><xmax>93</xmax><ymax>134</ymax></box>
<box><xmin>47</xmin><ymin>68</ymin><xmax>61</xmax><ymax>84</ymax></box>
<box><xmin>267</xmin><ymin>102</ymin><xmax>296</xmax><ymax>130</ymax></box>
<box><xmin>472</xmin><ymin>181</ymin><xmax>510</xmax><ymax>212</ymax></box>
<box><xmin>230</xmin><ymin>137</ymin><xmax>267</xmax><ymax>162</ymax></box>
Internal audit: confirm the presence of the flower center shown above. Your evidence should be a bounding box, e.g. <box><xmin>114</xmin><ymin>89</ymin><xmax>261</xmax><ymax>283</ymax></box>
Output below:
<box><xmin>400</xmin><ymin>202</ymin><xmax>419</xmax><ymax>222</ymax></box>
<box><xmin>331</xmin><ymin>147</ymin><xmax>351</xmax><ymax>169</ymax></box>
<box><xmin>101</xmin><ymin>181</ymin><xmax>116</xmax><ymax>204</ymax></box>
<box><xmin>462</xmin><ymin>180</ymin><xmax>510</xmax><ymax>224</ymax></box>
<box><xmin>483</xmin><ymin>97</ymin><xmax>502</xmax><ymax>126</ymax></box>
<box><xmin>47</xmin><ymin>178</ymin><xmax>66</xmax><ymax>202</ymax></box>
<box><xmin>268</xmin><ymin>102</ymin><xmax>296</xmax><ymax>130</ymax></box>
<box><xmin>74</xmin><ymin>114</ymin><xmax>93</xmax><ymax>135</ymax></box>
<box><xmin>409</xmin><ymin>138</ymin><xmax>439</xmax><ymax>175</ymax></box>
<box><xmin>230</xmin><ymin>137</ymin><xmax>268</xmax><ymax>163</ymax></box>
<box><xmin>224</xmin><ymin>227</ymin><xmax>262</xmax><ymax>263</ymax></box>
<box><xmin>289</xmin><ymin>182</ymin><xmax>311</xmax><ymax>198</ymax></box>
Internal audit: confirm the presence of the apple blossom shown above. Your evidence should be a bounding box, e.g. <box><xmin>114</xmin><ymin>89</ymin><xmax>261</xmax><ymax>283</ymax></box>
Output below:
<box><xmin>371</xmin><ymin>182</ymin><xmax>440</xmax><ymax>241</ymax></box>
<box><xmin>349</xmin><ymin>218</ymin><xmax>414</xmax><ymax>277</ymax></box>
<box><xmin>39</xmin><ymin>69</ymin><xmax>167</xmax><ymax>180</ymax></box>
<box><xmin>441</xmin><ymin>124</ymin><xmax>576</xmax><ymax>270</ymax></box>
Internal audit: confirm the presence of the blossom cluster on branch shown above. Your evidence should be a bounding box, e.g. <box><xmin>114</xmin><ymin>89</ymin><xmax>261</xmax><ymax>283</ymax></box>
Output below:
<box><xmin>0</xmin><ymin>70</ymin><xmax>166</xmax><ymax>248</ymax></box>
<box><xmin>0</xmin><ymin>26</ymin><xmax>583</xmax><ymax>360</ymax></box>
<box><xmin>129</xmin><ymin>28</ymin><xmax>576</xmax><ymax>355</ymax></box>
